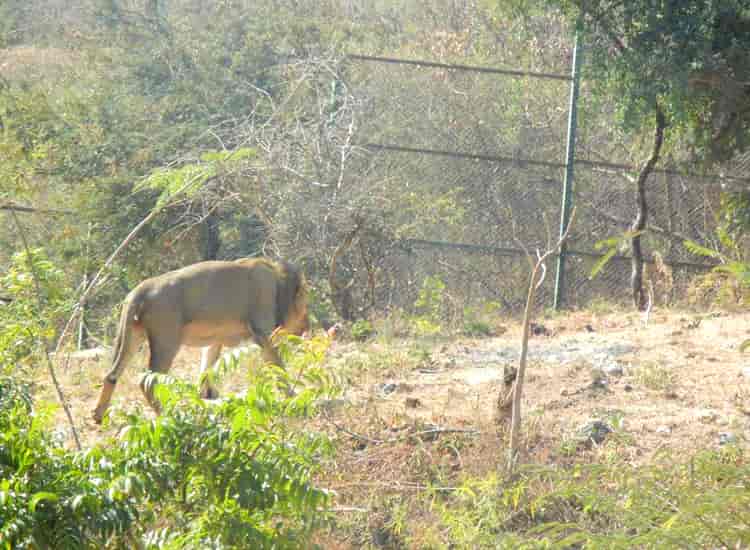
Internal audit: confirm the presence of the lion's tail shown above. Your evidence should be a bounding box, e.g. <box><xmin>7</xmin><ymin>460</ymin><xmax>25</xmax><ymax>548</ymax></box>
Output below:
<box><xmin>107</xmin><ymin>290</ymin><xmax>145</xmax><ymax>382</ymax></box>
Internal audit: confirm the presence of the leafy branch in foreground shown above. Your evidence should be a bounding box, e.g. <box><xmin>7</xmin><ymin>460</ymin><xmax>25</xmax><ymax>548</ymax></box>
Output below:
<box><xmin>685</xmin><ymin>234</ymin><xmax>750</xmax><ymax>289</ymax></box>
<box><xmin>0</xmin><ymin>248</ymin><xmax>69</xmax><ymax>366</ymax></box>
<box><xmin>134</xmin><ymin>148</ymin><xmax>257</xmax><ymax>207</ymax></box>
<box><xmin>0</xmin><ymin>334</ymin><xmax>336</xmax><ymax>549</ymax></box>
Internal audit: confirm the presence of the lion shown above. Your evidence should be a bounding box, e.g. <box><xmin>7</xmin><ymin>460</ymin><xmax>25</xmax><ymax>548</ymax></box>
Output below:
<box><xmin>92</xmin><ymin>257</ymin><xmax>309</xmax><ymax>424</ymax></box>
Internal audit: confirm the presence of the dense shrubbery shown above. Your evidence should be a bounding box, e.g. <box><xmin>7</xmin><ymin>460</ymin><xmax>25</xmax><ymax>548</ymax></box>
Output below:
<box><xmin>437</xmin><ymin>450</ymin><xmax>750</xmax><ymax>549</ymax></box>
<box><xmin>0</xmin><ymin>336</ymin><xmax>336</xmax><ymax>549</ymax></box>
<box><xmin>340</xmin><ymin>447</ymin><xmax>750</xmax><ymax>548</ymax></box>
<box><xmin>0</xmin><ymin>202</ymin><xmax>336</xmax><ymax>549</ymax></box>
<box><xmin>0</xmin><ymin>249</ymin><xmax>70</xmax><ymax>366</ymax></box>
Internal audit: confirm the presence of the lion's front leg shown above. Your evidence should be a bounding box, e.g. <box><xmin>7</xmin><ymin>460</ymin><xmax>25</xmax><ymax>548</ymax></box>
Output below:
<box><xmin>249</xmin><ymin>321</ymin><xmax>296</xmax><ymax>397</ymax></box>
<box><xmin>260</xmin><ymin>341</ymin><xmax>282</xmax><ymax>367</ymax></box>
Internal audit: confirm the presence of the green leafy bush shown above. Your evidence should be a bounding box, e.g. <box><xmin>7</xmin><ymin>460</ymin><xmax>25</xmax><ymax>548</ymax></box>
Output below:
<box><xmin>685</xmin><ymin>229</ymin><xmax>750</xmax><ymax>307</ymax></box>
<box><xmin>412</xmin><ymin>276</ymin><xmax>446</xmax><ymax>336</ymax></box>
<box><xmin>305</xmin><ymin>285</ymin><xmax>336</xmax><ymax>331</ymax></box>
<box><xmin>350</xmin><ymin>319</ymin><xmax>375</xmax><ymax>342</ymax></box>
<box><xmin>462</xmin><ymin>302</ymin><xmax>501</xmax><ymax>337</ymax></box>
<box><xmin>0</xmin><ymin>335</ymin><xmax>336</xmax><ymax>549</ymax></box>
<box><xmin>0</xmin><ymin>373</ymin><xmax>141</xmax><ymax>549</ymax></box>
<box><xmin>435</xmin><ymin>450</ymin><xmax>750</xmax><ymax>549</ymax></box>
<box><xmin>0</xmin><ymin>248</ymin><xmax>71</xmax><ymax>366</ymax></box>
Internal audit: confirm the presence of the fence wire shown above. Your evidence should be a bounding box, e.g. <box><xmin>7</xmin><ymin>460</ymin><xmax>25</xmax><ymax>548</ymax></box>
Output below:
<box><xmin>346</xmin><ymin>54</ymin><xmax>720</xmax><ymax>317</ymax></box>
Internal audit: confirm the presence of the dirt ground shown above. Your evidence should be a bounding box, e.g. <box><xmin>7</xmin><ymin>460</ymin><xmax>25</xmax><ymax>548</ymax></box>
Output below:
<box><xmin>45</xmin><ymin>307</ymin><xmax>750</xmax><ymax>469</ymax></box>
<box><xmin>344</xmin><ymin>309</ymin><xmax>750</xmax><ymax>462</ymax></box>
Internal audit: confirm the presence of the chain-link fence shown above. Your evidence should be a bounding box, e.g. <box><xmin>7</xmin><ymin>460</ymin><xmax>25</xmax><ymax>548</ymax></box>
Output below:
<box><xmin>342</xmin><ymin>53</ymin><xmax>730</xmax><ymax>316</ymax></box>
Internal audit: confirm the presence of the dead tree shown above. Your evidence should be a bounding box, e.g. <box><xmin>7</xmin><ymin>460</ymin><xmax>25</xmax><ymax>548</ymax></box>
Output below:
<box><xmin>505</xmin><ymin>208</ymin><xmax>576</xmax><ymax>469</ymax></box>
<box><xmin>631</xmin><ymin>107</ymin><xmax>666</xmax><ymax>310</ymax></box>
<box><xmin>328</xmin><ymin>220</ymin><xmax>362</xmax><ymax>321</ymax></box>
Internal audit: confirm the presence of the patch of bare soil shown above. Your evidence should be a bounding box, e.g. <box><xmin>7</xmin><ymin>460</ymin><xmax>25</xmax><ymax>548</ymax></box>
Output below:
<box><xmin>0</xmin><ymin>46</ymin><xmax>80</xmax><ymax>79</ymax></box>
<box><xmin>36</xmin><ymin>309</ymin><xmax>750</xmax><ymax>548</ymax></box>
<box><xmin>347</xmin><ymin>310</ymin><xmax>750</xmax><ymax>462</ymax></box>
<box><xmin>306</xmin><ymin>311</ymin><xmax>750</xmax><ymax>547</ymax></box>
<box><xmin>45</xmin><ymin>309</ymin><xmax>750</xmax><ymax>472</ymax></box>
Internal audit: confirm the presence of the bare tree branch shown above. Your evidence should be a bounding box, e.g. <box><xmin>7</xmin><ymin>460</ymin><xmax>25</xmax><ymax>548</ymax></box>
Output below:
<box><xmin>1</xmin><ymin>203</ymin><xmax>73</xmax><ymax>215</ymax></box>
<box><xmin>10</xmin><ymin>210</ymin><xmax>82</xmax><ymax>451</ymax></box>
<box><xmin>507</xmin><ymin>207</ymin><xmax>577</xmax><ymax>469</ymax></box>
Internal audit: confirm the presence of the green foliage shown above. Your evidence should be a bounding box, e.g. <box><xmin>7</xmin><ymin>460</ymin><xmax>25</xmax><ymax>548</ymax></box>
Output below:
<box><xmin>351</xmin><ymin>319</ymin><xmax>375</xmax><ymax>342</ymax></box>
<box><xmin>550</xmin><ymin>0</ymin><xmax>750</xmax><ymax>164</ymax></box>
<box><xmin>398</xmin><ymin>189</ymin><xmax>467</xmax><ymax>239</ymax></box>
<box><xmin>135</xmin><ymin>164</ymin><xmax>216</xmax><ymax>208</ymax></box>
<box><xmin>0</xmin><ymin>1</ymin><xmax>24</xmax><ymax>48</ymax></box>
<box><xmin>589</xmin><ymin>231</ymin><xmax>642</xmax><ymax>280</ymax></box>
<box><xmin>462</xmin><ymin>320</ymin><xmax>493</xmax><ymax>337</ymax></box>
<box><xmin>0</xmin><ymin>373</ymin><xmax>141</xmax><ymax>549</ymax></box>
<box><xmin>684</xmin><ymin>240</ymin><xmax>724</xmax><ymax>262</ymax></box>
<box><xmin>434</xmin><ymin>450</ymin><xmax>750</xmax><ymax>548</ymax></box>
<box><xmin>632</xmin><ymin>361</ymin><xmax>676</xmax><ymax>393</ymax></box>
<box><xmin>462</xmin><ymin>301</ymin><xmax>501</xmax><ymax>337</ymax></box>
<box><xmin>201</xmin><ymin>333</ymin><xmax>337</xmax><ymax>403</ymax></box>
<box><xmin>686</xmin><ymin>237</ymin><xmax>750</xmax><ymax>289</ymax></box>
<box><xmin>0</xmin><ymin>85</ymin><xmax>56</xmax><ymax>202</ymax></box>
<box><xmin>687</xmin><ymin>231</ymin><xmax>750</xmax><ymax>349</ymax></box>
<box><xmin>305</xmin><ymin>286</ymin><xmax>336</xmax><ymax>331</ymax></box>
<box><xmin>0</xmin><ymin>249</ymin><xmax>71</xmax><ymax>366</ymax></box>
<box><xmin>134</xmin><ymin>148</ymin><xmax>257</xmax><ymax>207</ymax></box>
<box><xmin>721</xmin><ymin>191</ymin><xmax>750</xmax><ymax>234</ymax></box>
<box><xmin>413</xmin><ymin>276</ymin><xmax>446</xmax><ymax>335</ymax></box>
<box><xmin>685</xmin><ymin>229</ymin><xmax>750</xmax><ymax>313</ymax></box>
<box><xmin>0</xmin><ymin>334</ymin><xmax>335</xmax><ymax>549</ymax></box>
<box><xmin>412</xmin><ymin>317</ymin><xmax>442</xmax><ymax>337</ymax></box>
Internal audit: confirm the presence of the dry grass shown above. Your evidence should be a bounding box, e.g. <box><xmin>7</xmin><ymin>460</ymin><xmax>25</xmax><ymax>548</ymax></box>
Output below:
<box><xmin>37</xmin><ymin>308</ymin><xmax>750</xmax><ymax>546</ymax></box>
<box><xmin>0</xmin><ymin>46</ymin><xmax>80</xmax><ymax>80</ymax></box>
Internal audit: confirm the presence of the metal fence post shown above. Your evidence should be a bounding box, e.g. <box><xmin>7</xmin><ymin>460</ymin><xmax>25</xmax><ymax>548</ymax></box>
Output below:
<box><xmin>553</xmin><ymin>34</ymin><xmax>582</xmax><ymax>310</ymax></box>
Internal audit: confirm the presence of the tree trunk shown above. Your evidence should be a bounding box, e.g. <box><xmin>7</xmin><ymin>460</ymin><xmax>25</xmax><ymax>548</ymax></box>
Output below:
<box><xmin>507</xmin><ymin>209</ymin><xmax>576</xmax><ymax>469</ymax></box>
<box><xmin>201</xmin><ymin>212</ymin><xmax>222</xmax><ymax>261</ymax></box>
<box><xmin>631</xmin><ymin>107</ymin><xmax>666</xmax><ymax>310</ymax></box>
<box><xmin>329</xmin><ymin>223</ymin><xmax>361</xmax><ymax>321</ymax></box>
<box><xmin>360</xmin><ymin>238</ymin><xmax>377</xmax><ymax>312</ymax></box>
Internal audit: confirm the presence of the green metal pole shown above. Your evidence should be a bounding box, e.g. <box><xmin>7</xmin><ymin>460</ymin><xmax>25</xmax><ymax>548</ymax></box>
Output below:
<box><xmin>553</xmin><ymin>33</ymin><xmax>582</xmax><ymax>310</ymax></box>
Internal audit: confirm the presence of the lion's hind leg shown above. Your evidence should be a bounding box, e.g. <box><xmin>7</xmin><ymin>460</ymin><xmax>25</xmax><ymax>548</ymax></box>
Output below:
<box><xmin>139</xmin><ymin>333</ymin><xmax>180</xmax><ymax>415</ymax></box>
<box><xmin>198</xmin><ymin>344</ymin><xmax>222</xmax><ymax>399</ymax></box>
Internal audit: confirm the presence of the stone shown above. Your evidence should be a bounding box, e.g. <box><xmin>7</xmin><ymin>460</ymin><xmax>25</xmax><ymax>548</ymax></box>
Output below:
<box><xmin>601</xmin><ymin>362</ymin><xmax>624</xmax><ymax>377</ymax></box>
<box><xmin>405</xmin><ymin>397</ymin><xmax>421</xmax><ymax>408</ymax></box>
<box><xmin>696</xmin><ymin>409</ymin><xmax>718</xmax><ymax>423</ymax></box>
<box><xmin>576</xmin><ymin>420</ymin><xmax>613</xmax><ymax>446</ymax></box>
<box><xmin>718</xmin><ymin>432</ymin><xmax>738</xmax><ymax>446</ymax></box>
<box><xmin>379</xmin><ymin>382</ymin><xmax>398</xmax><ymax>395</ymax></box>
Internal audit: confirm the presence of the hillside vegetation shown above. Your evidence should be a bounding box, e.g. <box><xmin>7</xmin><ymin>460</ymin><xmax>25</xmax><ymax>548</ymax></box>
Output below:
<box><xmin>2</xmin><ymin>1</ymin><xmax>750</xmax><ymax>548</ymax></box>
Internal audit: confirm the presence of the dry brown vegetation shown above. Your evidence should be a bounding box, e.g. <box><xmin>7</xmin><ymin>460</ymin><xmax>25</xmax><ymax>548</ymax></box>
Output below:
<box><xmin>0</xmin><ymin>46</ymin><xmax>81</xmax><ymax>79</ymax></box>
<box><xmin>43</xmin><ymin>307</ymin><xmax>750</xmax><ymax>547</ymax></box>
